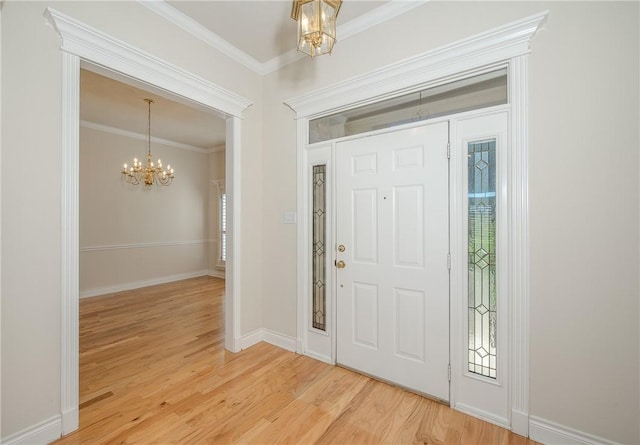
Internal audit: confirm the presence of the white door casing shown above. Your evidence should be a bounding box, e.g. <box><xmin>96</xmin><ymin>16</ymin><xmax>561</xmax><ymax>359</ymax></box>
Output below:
<box><xmin>45</xmin><ymin>7</ymin><xmax>251</xmax><ymax>435</ymax></box>
<box><xmin>289</xmin><ymin>12</ymin><xmax>547</xmax><ymax>436</ymax></box>
<box><xmin>335</xmin><ymin>122</ymin><xmax>450</xmax><ymax>400</ymax></box>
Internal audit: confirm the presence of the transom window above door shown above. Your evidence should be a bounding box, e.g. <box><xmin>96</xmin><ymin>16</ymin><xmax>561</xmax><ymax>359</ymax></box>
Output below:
<box><xmin>309</xmin><ymin>68</ymin><xmax>507</xmax><ymax>144</ymax></box>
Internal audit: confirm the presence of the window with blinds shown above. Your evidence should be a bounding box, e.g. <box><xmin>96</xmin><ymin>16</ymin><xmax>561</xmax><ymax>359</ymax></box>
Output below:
<box><xmin>220</xmin><ymin>193</ymin><xmax>227</xmax><ymax>262</ymax></box>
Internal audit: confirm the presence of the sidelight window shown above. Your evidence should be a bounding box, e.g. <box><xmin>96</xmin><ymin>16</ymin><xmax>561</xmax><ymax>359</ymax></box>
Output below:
<box><xmin>468</xmin><ymin>140</ymin><xmax>497</xmax><ymax>379</ymax></box>
<box><xmin>312</xmin><ymin>165</ymin><xmax>327</xmax><ymax>331</ymax></box>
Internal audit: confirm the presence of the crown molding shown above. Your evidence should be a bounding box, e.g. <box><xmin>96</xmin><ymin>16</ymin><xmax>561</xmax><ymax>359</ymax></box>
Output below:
<box><xmin>138</xmin><ymin>0</ymin><xmax>430</xmax><ymax>75</ymax></box>
<box><xmin>44</xmin><ymin>7</ymin><xmax>252</xmax><ymax>117</ymax></box>
<box><xmin>137</xmin><ymin>0</ymin><xmax>267</xmax><ymax>75</ymax></box>
<box><xmin>80</xmin><ymin>120</ymin><xmax>221</xmax><ymax>154</ymax></box>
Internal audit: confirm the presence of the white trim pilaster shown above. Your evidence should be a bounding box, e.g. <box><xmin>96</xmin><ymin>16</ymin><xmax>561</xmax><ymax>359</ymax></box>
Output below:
<box><xmin>295</xmin><ymin>118</ymin><xmax>307</xmax><ymax>355</ymax></box>
<box><xmin>508</xmin><ymin>54</ymin><xmax>531</xmax><ymax>437</ymax></box>
<box><xmin>225</xmin><ymin>115</ymin><xmax>242</xmax><ymax>352</ymax></box>
<box><xmin>60</xmin><ymin>51</ymin><xmax>80</xmax><ymax>435</ymax></box>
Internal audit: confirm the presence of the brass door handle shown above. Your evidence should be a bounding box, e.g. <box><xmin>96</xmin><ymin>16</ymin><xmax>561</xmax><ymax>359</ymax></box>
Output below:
<box><xmin>335</xmin><ymin>260</ymin><xmax>346</xmax><ymax>269</ymax></box>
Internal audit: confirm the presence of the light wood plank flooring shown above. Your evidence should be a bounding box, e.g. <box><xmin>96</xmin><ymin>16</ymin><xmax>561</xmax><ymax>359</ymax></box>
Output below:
<box><xmin>53</xmin><ymin>276</ymin><xmax>538</xmax><ymax>444</ymax></box>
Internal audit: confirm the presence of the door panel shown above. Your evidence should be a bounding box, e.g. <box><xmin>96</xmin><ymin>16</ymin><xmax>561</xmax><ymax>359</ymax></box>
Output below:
<box><xmin>352</xmin><ymin>282</ymin><xmax>379</xmax><ymax>348</ymax></box>
<box><xmin>352</xmin><ymin>189</ymin><xmax>378</xmax><ymax>263</ymax></box>
<box><xmin>336</xmin><ymin>122</ymin><xmax>450</xmax><ymax>401</ymax></box>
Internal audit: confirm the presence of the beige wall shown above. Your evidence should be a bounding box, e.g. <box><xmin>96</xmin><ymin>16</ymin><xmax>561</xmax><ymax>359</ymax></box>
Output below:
<box><xmin>1</xmin><ymin>1</ymin><xmax>639</xmax><ymax>443</ymax></box>
<box><xmin>260</xmin><ymin>2</ymin><xmax>639</xmax><ymax>444</ymax></box>
<box><xmin>2</xmin><ymin>2</ymin><xmax>64</xmax><ymax>436</ymax></box>
<box><xmin>1</xmin><ymin>1</ymin><xmax>262</xmax><ymax>438</ymax></box>
<box><xmin>529</xmin><ymin>3</ymin><xmax>638</xmax><ymax>441</ymax></box>
<box><xmin>79</xmin><ymin>127</ymin><xmax>214</xmax><ymax>294</ymax></box>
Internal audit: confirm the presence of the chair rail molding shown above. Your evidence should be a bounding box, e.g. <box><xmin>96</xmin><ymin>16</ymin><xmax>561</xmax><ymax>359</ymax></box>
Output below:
<box><xmin>287</xmin><ymin>11</ymin><xmax>547</xmax><ymax>438</ymax></box>
<box><xmin>44</xmin><ymin>6</ymin><xmax>251</xmax><ymax>438</ymax></box>
<box><xmin>79</xmin><ymin>239</ymin><xmax>209</xmax><ymax>252</ymax></box>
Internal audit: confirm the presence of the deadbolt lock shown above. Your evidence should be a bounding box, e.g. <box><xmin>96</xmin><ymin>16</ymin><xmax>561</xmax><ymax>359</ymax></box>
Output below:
<box><xmin>338</xmin><ymin>244</ymin><xmax>346</xmax><ymax>252</ymax></box>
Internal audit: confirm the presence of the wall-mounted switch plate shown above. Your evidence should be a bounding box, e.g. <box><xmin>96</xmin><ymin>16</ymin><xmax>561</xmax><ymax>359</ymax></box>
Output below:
<box><xmin>283</xmin><ymin>211</ymin><xmax>297</xmax><ymax>224</ymax></box>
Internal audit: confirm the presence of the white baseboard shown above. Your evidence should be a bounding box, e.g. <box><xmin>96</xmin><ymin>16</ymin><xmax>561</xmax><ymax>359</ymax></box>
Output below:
<box><xmin>61</xmin><ymin>406</ymin><xmax>78</xmax><ymax>435</ymax></box>
<box><xmin>455</xmin><ymin>403</ymin><xmax>510</xmax><ymax>429</ymax></box>
<box><xmin>301</xmin><ymin>349</ymin><xmax>333</xmax><ymax>365</ymax></box>
<box><xmin>511</xmin><ymin>409</ymin><xmax>529</xmax><ymax>437</ymax></box>
<box><xmin>236</xmin><ymin>329</ymin><xmax>297</xmax><ymax>353</ymax></box>
<box><xmin>262</xmin><ymin>329</ymin><xmax>296</xmax><ymax>352</ymax></box>
<box><xmin>237</xmin><ymin>329</ymin><xmax>263</xmax><ymax>350</ymax></box>
<box><xmin>1</xmin><ymin>415</ymin><xmax>61</xmax><ymax>445</ymax></box>
<box><xmin>206</xmin><ymin>269</ymin><xmax>225</xmax><ymax>279</ymax></box>
<box><xmin>79</xmin><ymin>270</ymin><xmax>208</xmax><ymax>298</ymax></box>
<box><xmin>529</xmin><ymin>416</ymin><xmax>623</xmax><ymax>445</ymax></box>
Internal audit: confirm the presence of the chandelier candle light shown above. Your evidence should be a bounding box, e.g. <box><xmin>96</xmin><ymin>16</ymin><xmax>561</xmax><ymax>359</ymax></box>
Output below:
<box><xmin>121</xmin><ymin>98</ymin><xmax>174</xmax><ymax>187</ymax></box>
<box><xmin>291</xmin><ymin>0</ymin><xmax>342</xmax><ymax>57</ymax></box>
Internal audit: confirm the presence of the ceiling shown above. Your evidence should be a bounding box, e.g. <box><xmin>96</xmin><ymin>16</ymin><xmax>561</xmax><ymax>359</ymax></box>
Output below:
<box><xmin>81</xmin><ymin>69</ymin><xmax>226</xmax><ymax>150</ymax></box>
<box><xmin>81</xmin><ymin>1</ymin><xmax>422</xmax><ymax>149</ymax></box>
<box><xmin>166</xmin><ymin>1</ymin><xmax>390</xmax><ymax>64</ymax></box>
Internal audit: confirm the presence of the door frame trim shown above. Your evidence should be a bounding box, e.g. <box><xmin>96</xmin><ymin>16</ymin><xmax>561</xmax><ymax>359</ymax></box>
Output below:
<box><xmin>45</xmin><ymin>7</ymin><xmax>251</xmax><ymax>436</ymax></box>
<box><xmin>287</xmin><ymin>11</ymin><xmax>547</xmax><ymax>437</ymax></box>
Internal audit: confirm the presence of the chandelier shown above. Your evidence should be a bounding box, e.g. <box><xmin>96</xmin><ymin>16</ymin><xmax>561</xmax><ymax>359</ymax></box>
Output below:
<box><xmin>291</xmin><ymin>0</ymin><xmax>342</xmax><ymax>57</ymax></box>
<box><xmin>121</xmin><ymin>98</ymin><xmax>174</xmax><ymax>187</ymax></box>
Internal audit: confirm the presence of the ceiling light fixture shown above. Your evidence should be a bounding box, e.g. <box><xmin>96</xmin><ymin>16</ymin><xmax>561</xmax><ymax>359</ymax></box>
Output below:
<box><xmin>121</xmin><ymin>98</ymin><xmax>174</xmax><ymax>187</ymax></box>
<box><xmin>291</xmin><ymin>0</ymin><xmax>342</xmax><ymax>58</ymax></box>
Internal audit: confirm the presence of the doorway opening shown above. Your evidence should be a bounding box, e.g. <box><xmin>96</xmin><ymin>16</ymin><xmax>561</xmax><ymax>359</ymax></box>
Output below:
<box><xmin>77</xmin><ymin>68</ymin><xmax>229</xmax><ymax>428</ymax></box>
<box><xmin>289</xmin><ymin>11</ymin><xmax>546</xmax><ymax>435</ymax></box>
<box><xmin>46</xmin><ymin>7</ymin><xmax>252</xmax><ymax>435</ymax></box>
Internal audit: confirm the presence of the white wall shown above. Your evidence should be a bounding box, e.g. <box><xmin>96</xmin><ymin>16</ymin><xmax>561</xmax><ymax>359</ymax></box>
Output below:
<box><xmin>79</xmin><ymin>126</ymin><xmax>212</xmax><ymax>296</ymax></box>
<box><xmin>1</xmin><ymin>1</ymin><xmax>262</xmax><ymax>439</ymax></box>
<box><xmin>260</xmin><ymin>2</ymin><xmax>639</xmax><ymax>444</ymax></box>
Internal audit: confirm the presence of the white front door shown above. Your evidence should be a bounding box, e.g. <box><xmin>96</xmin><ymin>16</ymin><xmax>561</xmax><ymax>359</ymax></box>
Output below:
<box><xmin>335</xmin><ymin>122</ymin><xmax>450</xmax><ymax>401</ymax></box>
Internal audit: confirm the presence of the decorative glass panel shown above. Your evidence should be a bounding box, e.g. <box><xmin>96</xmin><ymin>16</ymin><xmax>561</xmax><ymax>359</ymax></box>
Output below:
<box><xmin>309</xmin><ymin>69</ymin><xmax>507</xmax><ymax>144</ymax></box>
<box><xmin>468</xmin><ymin>140</ymin><xmax>497</xmax><ymax>379</ymax></box>
<box><xmin>312</xmin><ymin>165</ymin><xmax>327</xmax><ymax>331</ymax></box>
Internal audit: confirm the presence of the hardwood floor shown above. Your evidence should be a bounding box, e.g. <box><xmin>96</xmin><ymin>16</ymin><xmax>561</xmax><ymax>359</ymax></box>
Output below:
<box><xmin>53</xmin><ymin>276</ymin><xmax>538</xmax><ymax>445</ymax></box>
